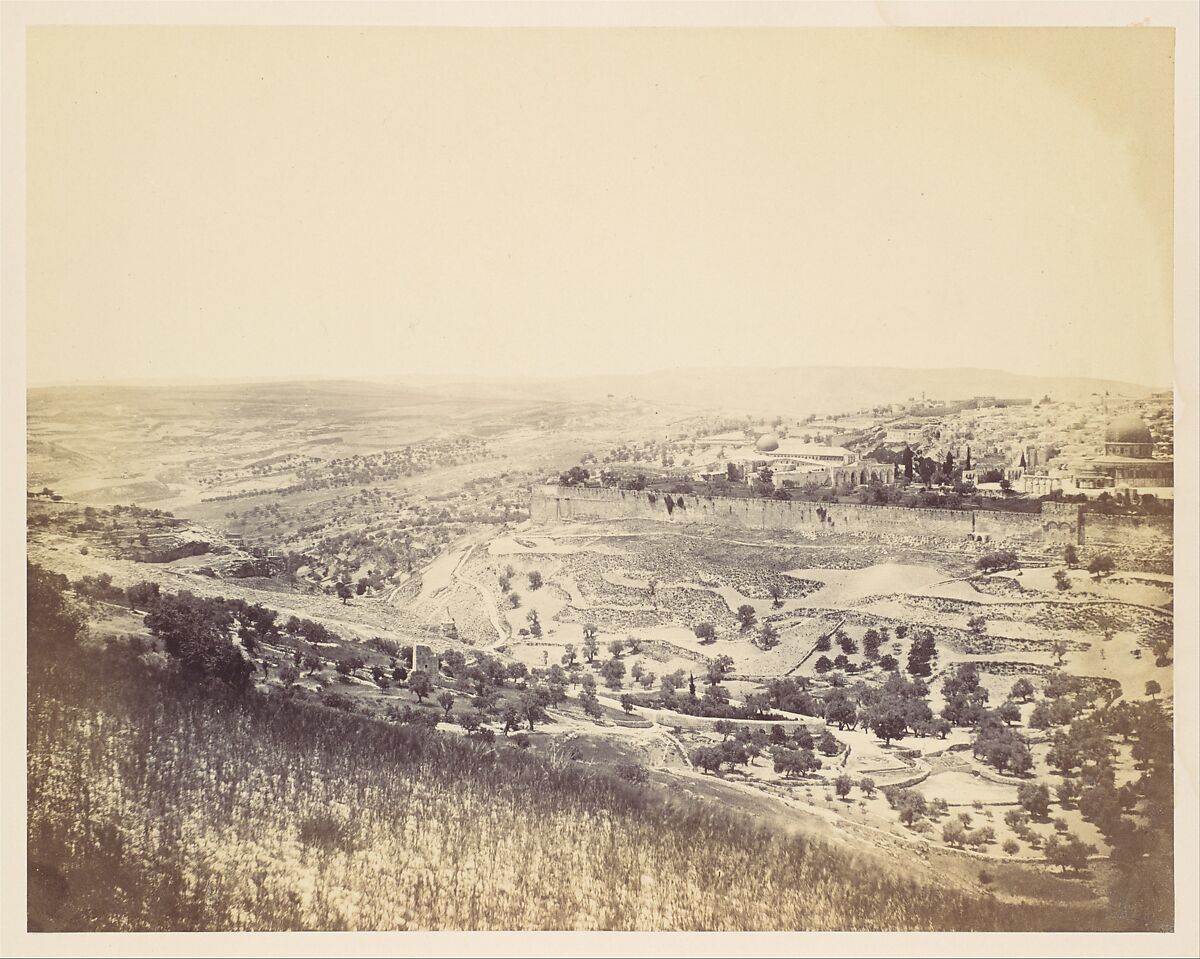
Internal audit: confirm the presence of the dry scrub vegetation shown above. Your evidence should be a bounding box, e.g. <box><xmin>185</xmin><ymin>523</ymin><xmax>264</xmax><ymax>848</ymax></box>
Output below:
<box><xmin>29</xmin><ymin>645</ymin><xmax>1120</xmax><ymax>932</ymax></box>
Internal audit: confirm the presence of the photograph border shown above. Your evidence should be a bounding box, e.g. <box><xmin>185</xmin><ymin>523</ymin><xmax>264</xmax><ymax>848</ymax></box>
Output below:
<box><xmin>2</xmin><ymin>3</ymin><xmax>1197</xmax><ymax>957</ymax></box>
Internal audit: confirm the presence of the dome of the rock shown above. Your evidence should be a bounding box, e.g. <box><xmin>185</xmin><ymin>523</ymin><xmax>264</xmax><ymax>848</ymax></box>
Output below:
<box><xmin>1104</xmin><ymin>414</ymin><xmax>1153</xmax><ymax>445</ymax></box>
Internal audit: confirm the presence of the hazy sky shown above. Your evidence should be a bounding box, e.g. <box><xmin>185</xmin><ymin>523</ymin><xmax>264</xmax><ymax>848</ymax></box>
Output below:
<box><xmin>26</xmin><ymin>27</ymin><xmax>1174</xmax><ymax>387</ymax></box>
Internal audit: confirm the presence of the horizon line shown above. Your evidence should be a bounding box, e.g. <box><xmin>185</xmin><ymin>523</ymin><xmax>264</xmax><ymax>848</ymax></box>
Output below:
<box><xmin>23</xmin><ymin>363</ymin><xmax>1172</xmax><ymax>393</ymax></box>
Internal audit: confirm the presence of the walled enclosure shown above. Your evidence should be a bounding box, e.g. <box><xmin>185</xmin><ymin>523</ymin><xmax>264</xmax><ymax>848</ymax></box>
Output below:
<box><xmin>529</xmin><ymin>485</ymin><xmax>1174</xmax><ymax>557</ymax></box>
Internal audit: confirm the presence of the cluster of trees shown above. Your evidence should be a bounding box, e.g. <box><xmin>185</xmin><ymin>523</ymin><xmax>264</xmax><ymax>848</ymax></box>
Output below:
<box><xmin>1028</xmin><ymin>673</ymin><xmax>1108</xmax><ymax>731</ymax></box>
<box><xmin>1048</xmin><ymin>697</ymin><xmax>1173</xmax><ymax>864</ymax></box>
<box><xmin>558</xmin><ymin>466</ymin><xmax>590</xmax><ymax>486</ymax></box>
<box><xmin>887</xmin><ymin>787</ymin><xmax>1043</xmax><ymax>850</ymax></box>
<box><xmin>1074</xmin><ymin>489</ymin><xmax>1173</xmax><ymax>517</ymax></box>
<box><xmin>941</xmin><ymin>813</ymin><xmax>997</xmax><ymax>850</ymax></box>
<box><xmin>555</xmin><ymin>633</ymin><xmax>658</xmax><ymax>701</ymax></box>
<box><xmin>72</xmin><ymin>575</ymin><xmax>452</xmax><ymax>715</ymax></box>
<box><xmin>281</xmin><ymin>614</ymin><xmax>341</xmax><ymax>647</ymax></box>
<box><xmin>1003</xmin><ymin>806</ymin><xmax>1045</xmax><ymax>846</ymax></box>
<box><xmin>814</xmin><ymin>627</ymin><xmax>860</xmax><ymax>656</ymax></box>
<box><xmin>653</xmin><ymin>656</ymin><xmax>782</xmax><ymax>721</ymax></box>
<box><xmin>809</xmin><ymin>623</ymin><xmax>909</xmax><ymax>677</ymax></box>
<box><xmin>692</xmin><ymin>738</ymin><xmax>755</xmax><ymax>774</ymax></box>
<box><xmin>936</xmin><ymin>668</ymin><xmax>1084</xmax><ymax>775</ymax></box>
<box><xmin>1087</xmin><ymin>554</ymin><xmax>1116</xmax><ymax>579</ymax></box>
<box><xmin>433</xmin><ymin>650</ymin><xmax>564</xmax><ymax>735</ymax></box>
<box><xmin>764</xmin><ymin>677</ymin><xmax>823</xmax><ymax>716</ymax></box>
<box><xmin>731</xmin><ymin>606</ymin><xmax>781</xmax><ymax>649</ymax></box>
<box><xmin>28</xmin><ymin>563</ymin><xmax>86</xmax><ymax>662</ymax></box>
<box><xmin>905</xmin><ymin>628</ymin><xmax>937</xmax><ymax>677</ymax></box>
<box><xmin>1028</xmin><ymin>695</ymin><xmax>1082</xmax><ymax>730</ymax></box>
<box><xmin>773</xmin><ymin>746</ymin><xmax>823</xmax><ymax>778</ymax></box>
<box><xmin>692</xmin><ymin>722</ymin><xmax>842</xmax><ymax>777</ymax></box>
<box><xmin>772</xmin><ymin>723</ymin><xmax>839</xmax><ymax>756</ymax></box>
<box><xmin>883</xmin><ymin>787</ymin><xmax>947</xmax><ymax>828</ymax></box>
<box><xmin>576</xmin><ymin>673</ymin><xmax>605</xmax><ymax>718</ymax></box>
<box><xmin>142</xmin><ymin>592</ymin><xmax>275</xmax><ymax>688</ymax></box>
<box><xmin>970</xmin><ymin>712</ymin><xmax>1034</xmax><ymax>775</ymax></box>
<box><xmin>1005</xmin><ymin>786</ymin><xmax>1102</xmax><ymax>871</ymax></box>
<box><xmin>950</xmin><ymin>678</ymin><xmax>1172</xmax><ymax>872</ymax></box>
<box><xmin>941</xmin><ymin>663</ymin><xmax>991</xmax><ymax>727</ymax></box>
<box><xmin>496</xmin><ymin>564</ymin><xmax>523</xmax><ymax>610</ymax></box>
<box><xmin>845</xmin><ymin>477</ymin><xmax>1055</xmax><ymax>512</ymax></box>
<box><xmin>855</xmin><ymin>672</ymin><xmax>947</xmax><ymax>745</ymax></box>
<box><xmin>764</xmin><ymin>673</ymin><xmax>949</xmax><ymax>746</ymax></box>
<box><xmin>1044</xmin><ymin>834</ymin><xmax>1100</xmax><ymax>874</ymax></box>
<box><xmin>71</xmin><ymin>571</ymin><xmax>178</xmax><ymax>615</ymax></box>
<box><xmin>70</xmin><ymin>572</ymin><xmax>128</xmax><ymax>604</ymax></box>
<box><xmin>976</xmin><ymin>551</ymin><xmax>1019</xmax><ymax>573</ymax></box>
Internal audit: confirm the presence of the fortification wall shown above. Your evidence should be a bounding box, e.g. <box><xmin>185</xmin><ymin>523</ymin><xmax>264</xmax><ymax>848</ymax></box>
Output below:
<box><xmin>1080</xmin><ymin>513</ymin><xmax>1173</xmax><ymax>546</ymax></box>
<box><xmin>1075</xmin><ymin>514</ymin><xmax>1175</xmax><ymax>572</ymax></box>
<box><xmin>529</xmin><ymin>486</ymin><xmax>1172</xmax><ymax>561</ymax></box>
<box><xmin>531</xmin><ymin>486</ymin><xmax>1171</xmax><ymax>556</ymax></box>
<box><xmin>1039</xmin><ymin>501</ymin><xmax>1084</xmax><ymax>545</ymax></box>
<box><xmin>532</xmin><ymin>486</ymin><xmax>976</xmax><ymax>541</ymax></box>
<box><xmin>974</xmin><ymin>509</ymin><xmax>1048</xmax><ymax>546</ymax></box>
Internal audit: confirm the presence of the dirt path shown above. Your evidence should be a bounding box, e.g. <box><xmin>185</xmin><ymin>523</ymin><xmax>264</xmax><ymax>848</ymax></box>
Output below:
<box><xmin>445</xmin><ymin>547</ymin><xmax>507</xmax><ymax>644</ymax></box>
<box><xmin>785</xmin><ymin>617</ymin><xmax>844</xmax><ymax>675</ymax></box>
<box><xmin>29</xmin><ymin>539</ymin><xmax>419</xmax><ymax>645</ymax></box>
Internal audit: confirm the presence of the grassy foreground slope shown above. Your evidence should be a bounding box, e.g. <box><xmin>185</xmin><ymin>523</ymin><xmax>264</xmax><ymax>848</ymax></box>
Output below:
<box><xmin>28</xmin><ymin>648</ymin><xmax>1114</xmax><ymax>932</ymax></box>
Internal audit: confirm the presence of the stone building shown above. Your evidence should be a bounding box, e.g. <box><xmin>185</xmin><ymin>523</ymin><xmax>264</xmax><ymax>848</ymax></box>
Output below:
<box><xmin>1022</xmin><ymin>473</ymin><xmax>1063</xmax><ymax>496</ymax></box>
<box><xmin>734</xmin><ymin>432</ymin><xmax>895</xmax><ymax>491</ymax></box>
<box><xmin>1074</xmin><ymin>413</ymin><xmax>1173</xmax><ymax>491</ymax></box>
<box><xmin>411</xmin><ymin>643</ymin><xmax>438</xmax><ymax>675</ymax></box>
<box><xmin>748</xmin><ymin>432</ymin><xmax>859</xmax><ymax>467</ymax></box>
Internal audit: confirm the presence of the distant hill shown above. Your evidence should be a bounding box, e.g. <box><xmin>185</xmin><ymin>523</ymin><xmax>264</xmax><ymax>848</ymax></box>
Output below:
<box><xmin>30</xmin><ymin>366</ymin><xmax>1158</xmax><ymax>420</ymax></box>
<box><xmin>403</xmin><ymin>366</ymin><xmax>1156</xmax><ymax>416</ymax></box>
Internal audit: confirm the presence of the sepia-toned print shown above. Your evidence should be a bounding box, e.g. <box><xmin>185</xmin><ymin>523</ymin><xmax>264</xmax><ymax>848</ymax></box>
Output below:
<box><xmin>15</xmin><ymin>15</ymin><xmax>1187</xmax><ymax>945</ymax></box>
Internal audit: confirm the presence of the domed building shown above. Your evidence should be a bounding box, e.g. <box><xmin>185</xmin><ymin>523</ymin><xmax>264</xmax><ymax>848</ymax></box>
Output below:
<box><xmin>1104</xmin><ymin>414</ymin><xmax>1155</xmax><ymax>458</ymax></box>
<box><xmin>1074</xmin><ymin>412</ymin><xmax>1172</xmax><ymax>491</ymax></box>
<box><xmin>727</xmin><ymin>431</ymin><xmax>894</xmax><ymax>490</ymax></box>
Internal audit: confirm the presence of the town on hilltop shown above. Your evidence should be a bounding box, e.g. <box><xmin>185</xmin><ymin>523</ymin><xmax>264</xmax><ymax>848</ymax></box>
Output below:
<box><xmin>553</xmin><ymin>392</ymin><xmax>1174</xmax><ymax>507</ymax></box>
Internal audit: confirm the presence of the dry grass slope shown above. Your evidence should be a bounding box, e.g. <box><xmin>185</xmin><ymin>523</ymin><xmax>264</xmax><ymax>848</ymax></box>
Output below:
<box><xmin>29</xmin><ymin>650</ymin><xmax>1112</xmax><ymax>932</ymax></box>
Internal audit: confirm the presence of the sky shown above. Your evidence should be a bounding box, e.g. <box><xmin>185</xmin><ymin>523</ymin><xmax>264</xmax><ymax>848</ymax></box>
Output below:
<box><xmin>25</xmin><ymin>26</ymin><xmax>1175</xmax><ymax>387</ymax></box>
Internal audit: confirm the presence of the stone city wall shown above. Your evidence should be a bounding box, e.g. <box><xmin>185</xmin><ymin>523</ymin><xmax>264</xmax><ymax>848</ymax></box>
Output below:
<box><xmin>1077</xmin><ymin>513</ymin><xmax>1174</xmax><ymax>570</ymax></box>
<box><xmin>1080</xmin><ymin>513</ymin><xmax>1173</xmax><ymax>546</ymax></box>
<box><xmin>532</xmin><ymin>485</ymin><xmax>979</xmax><ymax>538</ymax></box>
<box><xmin>529</xmin><ymin>485</ymin><xmax>1171</xmax><ymax>558</ymax></box>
